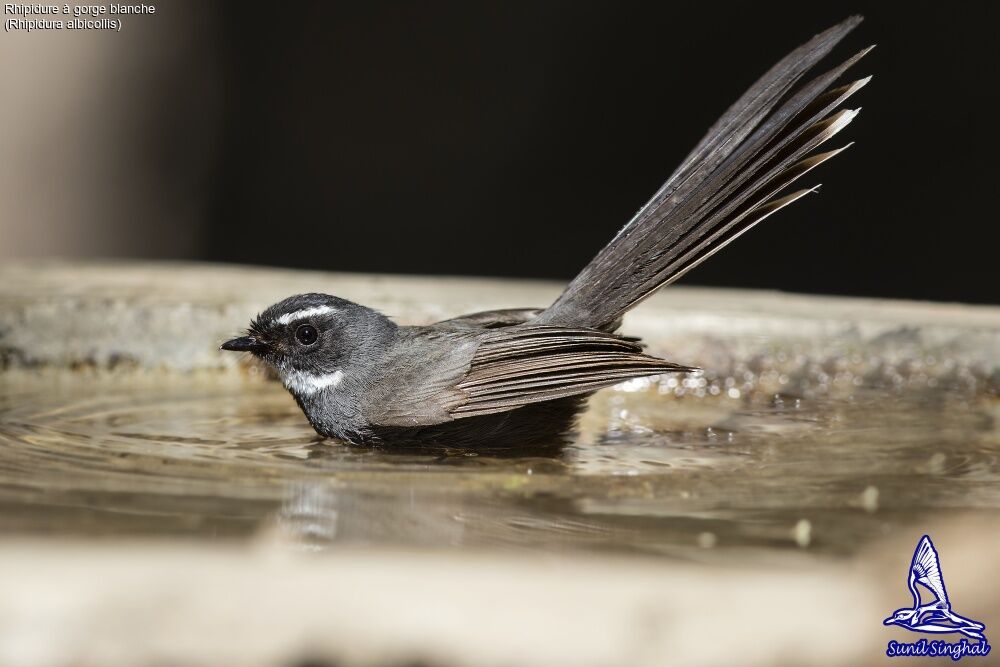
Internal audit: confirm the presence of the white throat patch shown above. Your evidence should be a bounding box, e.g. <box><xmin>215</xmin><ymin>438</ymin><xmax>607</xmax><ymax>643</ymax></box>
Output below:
<box><xmin>282</xmin><ymin>369</ymin><xmax>345</xmax><ymax>396</ymax></box>
<box><xmin>275</xmin><ymin>305</ymin><xmax>338</xmax><ymax>326</ymax></box>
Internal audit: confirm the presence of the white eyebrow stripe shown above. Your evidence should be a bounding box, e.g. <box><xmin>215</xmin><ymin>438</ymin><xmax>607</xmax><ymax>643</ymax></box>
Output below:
<box><xmin>282</xmin><ymin>369</ymin><xmax>344</xmax><ymax>396</ymax></box>
<box><xmin>275</xmin><ymin>305</ymin><xmax>338</xmax><ymax>326</ymax></box>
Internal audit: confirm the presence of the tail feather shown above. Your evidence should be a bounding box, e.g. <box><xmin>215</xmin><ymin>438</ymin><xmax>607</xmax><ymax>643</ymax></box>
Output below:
<box><xmin>626</xmin><ymin>109</ymin><xmax>860</xmax><ymax>308</ymax></box>
<box><xmin>537</xmin><ymin>17</ymin><xmax>870</xmax><ymax>330</ymax></box>
<box><xmin>657</xmin><ymin>187</ymin><xmax>821</xmax><ymax>294</ymax></box>
<box><xmin>658</xmin><ymin>157</ymin><xmax>838</xmax><ymax>290</ymax></box>
<box><xmin>660</xmin><ymin>16</ymin><xmax>864</xmax><ymax>214</ymax></box>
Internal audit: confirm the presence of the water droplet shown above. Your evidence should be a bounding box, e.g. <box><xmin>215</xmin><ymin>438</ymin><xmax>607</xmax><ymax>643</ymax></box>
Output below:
<box><xmin>860</xmin><ymin>485</ymin><xmax>879</xmax><ymax>513</ymax></box>
<box><xmin>793</xmin><ymin>519</ymin><xmax>811</xmax><ymax>548</ymax></box>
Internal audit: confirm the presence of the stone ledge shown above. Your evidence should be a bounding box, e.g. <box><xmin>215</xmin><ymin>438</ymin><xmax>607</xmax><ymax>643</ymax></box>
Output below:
<box><xmin>1</xmin><ymin>261</ymin><xmax>997</xmax><ymax>373</ymax></box>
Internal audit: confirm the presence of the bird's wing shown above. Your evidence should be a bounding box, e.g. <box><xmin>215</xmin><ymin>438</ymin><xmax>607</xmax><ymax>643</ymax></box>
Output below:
<box><xmin>367</xmin><ymin>326</ymin><xmax>692</xmax><ymax>427</ymax></box>
<box><xmin>912</xmin><ymin>535</ymin><xmax>950</xmax><ymax>606</ymax></box>
<box><xmin>433</xmin><ymin>308</ymin><xmax>543</xmax><ymax>329</ymax></box>
<box><xmin>450</xmin><ymin>327</ymin><xmax>694</xmax><ymax>419</ymax></box>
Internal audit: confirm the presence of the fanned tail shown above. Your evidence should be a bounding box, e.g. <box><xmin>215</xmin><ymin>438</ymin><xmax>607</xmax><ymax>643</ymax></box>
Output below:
<box><xmin>537</xmin><ymin>16</ymin><xmax>872</xmax><ymax>330</ymax></box>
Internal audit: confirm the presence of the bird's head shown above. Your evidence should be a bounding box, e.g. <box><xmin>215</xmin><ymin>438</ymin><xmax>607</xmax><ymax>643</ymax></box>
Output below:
<box><xmin>221</xmin><ymin>293</ymin><xmax>394</xmax><ymax>398</ymax></box>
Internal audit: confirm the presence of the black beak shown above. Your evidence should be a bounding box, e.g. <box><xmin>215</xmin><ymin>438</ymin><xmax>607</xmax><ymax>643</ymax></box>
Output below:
<box><xmin>220</xmin><ymin>336</ymin><xmax>268</xmax><ymax>353</ymax></box>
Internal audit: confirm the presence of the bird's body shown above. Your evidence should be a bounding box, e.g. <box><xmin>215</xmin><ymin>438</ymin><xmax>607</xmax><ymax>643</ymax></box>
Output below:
<box><xmin>223</xmin><ymin>17</ymin><xmax>873</xmax><ymax>449</ymax></box>
<box><xmin>235</xmin><ymin>295</ymin><xmax>687</xmax><ymax>448</ymax></box>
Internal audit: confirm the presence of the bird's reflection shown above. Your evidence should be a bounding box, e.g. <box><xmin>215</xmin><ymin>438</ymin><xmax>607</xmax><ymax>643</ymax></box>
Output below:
<box><xmin>272</xmin><ymin>482</ymin><xmax>468</xmax><ymax>551</ymax></box>
<box><xmin>274</xmin><ymin>483</ymin><xmax>340</xmax><ymax>551</ymax></box>
<box><xmin>270</xmin><ymin>477</ymin><xmax>647</xmax><ymax>554</ymax></box>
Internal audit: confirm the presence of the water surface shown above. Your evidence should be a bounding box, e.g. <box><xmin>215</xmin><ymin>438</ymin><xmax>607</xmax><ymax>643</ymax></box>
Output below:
<box><xmin>1</xmin><ymin>363</ymin><xmax>997</xmax><ymax>562</ymax></box>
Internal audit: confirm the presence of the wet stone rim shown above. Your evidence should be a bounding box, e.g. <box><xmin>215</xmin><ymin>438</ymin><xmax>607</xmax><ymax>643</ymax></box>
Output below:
<box><xmin>0</xmin><ymin>261</ymin><xmax>997</xmax><ymax>383</ymax></box>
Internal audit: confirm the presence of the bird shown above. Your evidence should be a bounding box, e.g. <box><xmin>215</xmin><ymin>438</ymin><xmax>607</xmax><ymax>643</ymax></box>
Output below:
<box><xmin>883</xmin><ymin>535</ymin><xmax>987</xmax><ymax>641</ymax></box>
<box><xmin>222</xmin><ymin>17</ymin><xmax>872</xmax><ymax>449</ymax></box>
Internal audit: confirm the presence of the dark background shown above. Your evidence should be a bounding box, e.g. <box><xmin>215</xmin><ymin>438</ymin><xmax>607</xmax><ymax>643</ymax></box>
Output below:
<box><xmin>8</xmin><ymin>2</ymin><xmax>996</xmax><ymax>304</ymax></box>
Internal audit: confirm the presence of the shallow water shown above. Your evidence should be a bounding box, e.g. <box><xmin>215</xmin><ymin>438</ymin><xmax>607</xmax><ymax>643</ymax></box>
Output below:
<box><xmin>0</xmin><ymin>367</ymin><xmax>997</xmax><ymax>561</ymax></box>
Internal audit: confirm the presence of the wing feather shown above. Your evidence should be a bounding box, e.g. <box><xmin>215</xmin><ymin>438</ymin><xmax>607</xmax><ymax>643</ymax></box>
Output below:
<box><xmin>913</xmin><ymin>535</ymin><xmax>949</xmax><ymax>605</ymax></box>
<box><xmin>433</xmin><ymin>308</ymin><xmax>542</xmax><ymax>329</ymax></box>
<box><xmin>451</xmin><ymin>327</ymin><xmax>693</xmax><ymax>419</ymax></box>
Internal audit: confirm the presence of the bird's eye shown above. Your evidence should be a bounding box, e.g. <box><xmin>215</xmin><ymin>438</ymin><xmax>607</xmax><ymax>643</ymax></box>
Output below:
<box><xmin>295</xmin><ymin>324</ymin><xmax>318</xmax><ymax>346</ymax></box>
